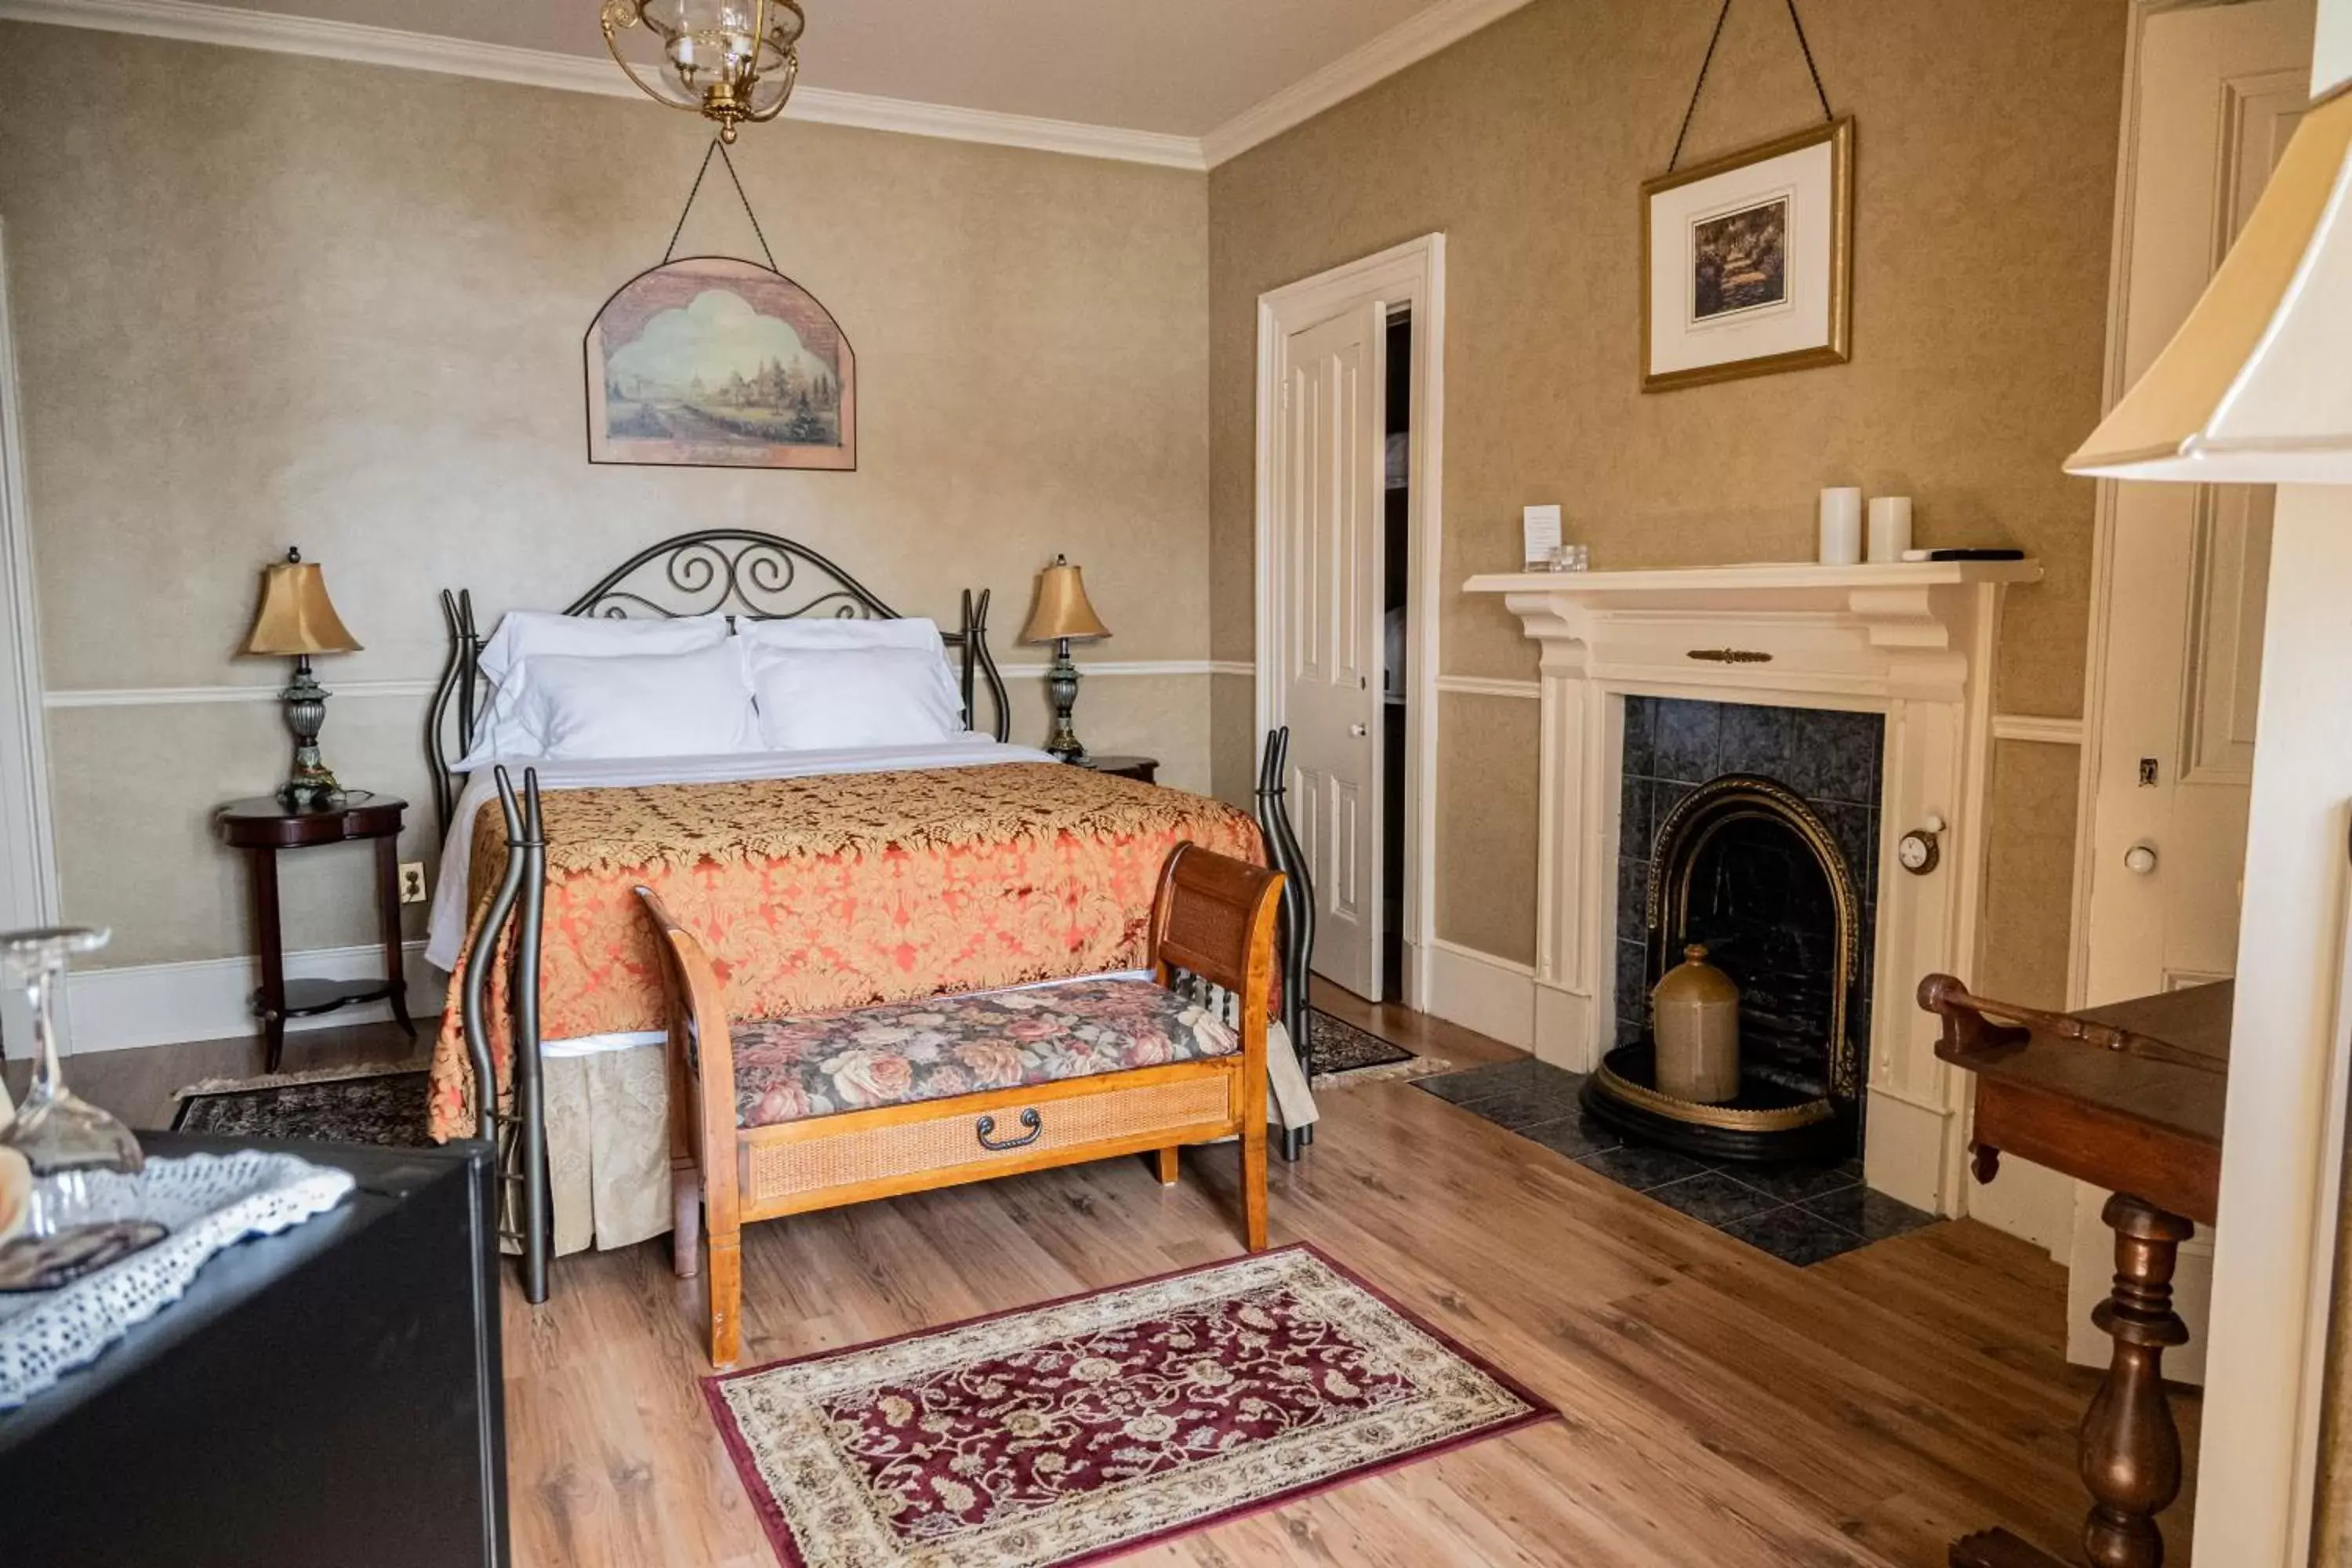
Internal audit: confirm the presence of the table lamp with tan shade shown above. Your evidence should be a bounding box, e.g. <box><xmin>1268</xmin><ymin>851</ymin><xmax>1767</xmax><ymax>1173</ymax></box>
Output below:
<box><xmin>241</xmin><ymin>546</ymin><xmax>361</xmax><ymax>809</ymax></box>
<box><xmin>1020</xmin><ymin>554</ymin><xmax>1109</xmax><ymax>764</ymax></box>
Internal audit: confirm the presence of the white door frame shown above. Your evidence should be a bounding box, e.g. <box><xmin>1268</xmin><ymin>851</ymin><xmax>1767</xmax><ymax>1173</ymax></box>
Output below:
<box><xmin>0</xmin><ymin>216</ymin><xmax>61</xmax><ymax>1063</ymax></box>
<box><xmin>1254</xmin><ymin>234</ymin><xmax>1445</xmax><ymax>1007</ymax></box>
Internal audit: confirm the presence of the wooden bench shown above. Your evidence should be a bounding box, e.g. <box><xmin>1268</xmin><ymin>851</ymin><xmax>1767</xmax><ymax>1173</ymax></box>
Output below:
<box><xmin>636</xmin><ymin>843</ymin><xmax>1285</xmax><ymax>1368</ymax></box>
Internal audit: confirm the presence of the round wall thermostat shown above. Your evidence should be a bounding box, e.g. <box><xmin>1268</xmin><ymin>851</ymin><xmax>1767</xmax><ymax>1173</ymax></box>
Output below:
<box><xmin>1897</xmin><ymin>828</ymin><xmax>1940</xmax><ymax>874</ymax></box>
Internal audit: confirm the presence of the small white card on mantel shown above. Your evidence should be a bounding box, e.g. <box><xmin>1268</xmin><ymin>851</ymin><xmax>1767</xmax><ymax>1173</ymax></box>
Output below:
<box><xmin>1523</xmin><ymin>504</ymin><xmax>1563</xmax><ymax>568</ymax></box>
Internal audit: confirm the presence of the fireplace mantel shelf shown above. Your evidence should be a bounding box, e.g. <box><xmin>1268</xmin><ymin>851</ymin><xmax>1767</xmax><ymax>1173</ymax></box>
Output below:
<box><xmin>1464</xmin><ymin>558</ymin><xmax>2042</xmax><ymax>607</ymax></box>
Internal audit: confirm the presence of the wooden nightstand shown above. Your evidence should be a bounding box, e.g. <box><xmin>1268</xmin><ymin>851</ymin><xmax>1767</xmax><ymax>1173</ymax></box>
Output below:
<box><xmin>216</xmin><ymin>791</ymin><xmax>413</xmax><ymax>1073</ymax></box>
<box><xmin>1075</xmin><ymin>755</ymin><xmax>1158</xmax><ymax>785</ymax></box>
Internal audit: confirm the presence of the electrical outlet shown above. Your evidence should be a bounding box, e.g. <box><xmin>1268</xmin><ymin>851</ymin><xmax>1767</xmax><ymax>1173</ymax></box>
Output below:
<box><xmin>398</xmin><ymin>861</ymin><xmax>428</xmax><ymax>906</ymax></box>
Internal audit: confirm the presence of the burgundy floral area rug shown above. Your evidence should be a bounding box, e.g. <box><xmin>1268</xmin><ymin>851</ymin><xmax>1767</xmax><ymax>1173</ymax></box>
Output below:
<box><xmin>704</xmin><ymin>1243</ymin><xmax>1557</xmax><ymax>1567</ymax></box>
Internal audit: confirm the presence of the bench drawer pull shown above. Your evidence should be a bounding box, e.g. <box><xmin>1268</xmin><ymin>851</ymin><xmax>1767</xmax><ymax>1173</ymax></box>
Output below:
<box><xmin>975</xmin><ymin>1109</ymin><xmax>1043</xmax><ymax>1151</ymax></box>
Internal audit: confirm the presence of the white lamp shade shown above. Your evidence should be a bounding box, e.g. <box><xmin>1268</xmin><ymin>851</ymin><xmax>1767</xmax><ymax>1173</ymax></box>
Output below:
<box><xmin>2067</xmin><ymin>82</ymin><xmax>2352</xmax><ymax>484</ymax></box>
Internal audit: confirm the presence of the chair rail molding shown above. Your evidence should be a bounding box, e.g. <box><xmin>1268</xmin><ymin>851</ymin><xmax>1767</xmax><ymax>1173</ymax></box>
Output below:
<box><xmin>1463</xmin><ymin>558</ymin><xmax>2042</xmax><ymax>1218</ymax></box>
<box><xmin>39</xmin><ymin>660</ymin><xmax>1254</xmax><ymax>710</ymax></box>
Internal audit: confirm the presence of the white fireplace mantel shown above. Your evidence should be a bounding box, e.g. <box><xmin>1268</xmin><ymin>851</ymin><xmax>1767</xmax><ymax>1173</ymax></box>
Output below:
<box><xmin>1463</xmin><ymin>558</ymin><xmax>2042</xmax><ymax>1215</ymax></box>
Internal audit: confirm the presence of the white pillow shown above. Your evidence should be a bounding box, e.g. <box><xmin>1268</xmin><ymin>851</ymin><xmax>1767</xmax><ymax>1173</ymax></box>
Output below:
<box><xmin>477</xmin><ymin>609</ymin><xmax>728</xmax><ymax>686</ymax></box>
<box><xmin>467</xmin><ymin>611</ymin><xmax>732</xmax><ymax>759</ymax></box>
<box><xmin>735</xmin><ymin>616</ymin><xmax>964</xmax><ymax>720</ymax></box>
<box><xmin>746</xmin><ymin>646</ymin><xmax>964</xmax><ymax>751</ymax></box>
<box><xmin>483</xmin><ymin>641</ymin><xmax>760</xmax><ymax>763</ymax></box>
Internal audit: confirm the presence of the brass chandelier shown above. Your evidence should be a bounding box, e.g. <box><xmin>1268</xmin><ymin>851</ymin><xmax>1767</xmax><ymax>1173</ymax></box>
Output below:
<box><xmin>601</xmin><ymin>0</ymin><xmax>806</xmax><ymax>143</ymax></box>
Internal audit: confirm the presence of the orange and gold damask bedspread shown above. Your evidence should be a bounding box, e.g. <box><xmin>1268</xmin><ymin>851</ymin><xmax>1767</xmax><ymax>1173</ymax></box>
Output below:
<box><xmin>428</xmin><ymin>763</ymin><xmax>1263</xmax><ymax>1141</ymax></box>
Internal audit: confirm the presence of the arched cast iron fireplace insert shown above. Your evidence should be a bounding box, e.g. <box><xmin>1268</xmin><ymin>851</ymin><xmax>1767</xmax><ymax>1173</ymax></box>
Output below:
<box><xmin>1583</xmin><ymin>771</ymin><xmax>1864</xmax><ymax>1163</ymax></box>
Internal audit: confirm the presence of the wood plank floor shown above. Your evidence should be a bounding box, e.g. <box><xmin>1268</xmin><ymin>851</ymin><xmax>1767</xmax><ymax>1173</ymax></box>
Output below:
<box><xmin>23</xmin><ymin>987</ymin><xmax>2201</xmax><ymax>1566</ymax></box>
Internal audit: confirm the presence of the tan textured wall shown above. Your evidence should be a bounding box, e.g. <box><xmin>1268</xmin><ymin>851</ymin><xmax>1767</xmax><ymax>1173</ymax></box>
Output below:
<box><xmin>1974</xmin><ymin>739</ymin><xmax>2084</xmax><ymax>1010</ymax></box>
<box><xmin>0</xmin><ymin>25</ymin><xmax>1213</xmax><ymax>967</ymax></box>
<box><xmin>1207</xmin><ymin>0</ymin><xmax>2124</xmax><ymax>975</ymax></box>
<box><xmin>1435</xmin><ymin>693</ymin><xmax>1541</xmax><ymax>966</ymax></box>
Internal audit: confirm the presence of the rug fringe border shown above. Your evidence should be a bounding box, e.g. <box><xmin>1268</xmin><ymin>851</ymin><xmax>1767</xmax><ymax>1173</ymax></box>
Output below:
<box><xmin>1310</xmin><ymin>1056</ymin><xmax>1452</xmax><ymax>1091</ymax></box>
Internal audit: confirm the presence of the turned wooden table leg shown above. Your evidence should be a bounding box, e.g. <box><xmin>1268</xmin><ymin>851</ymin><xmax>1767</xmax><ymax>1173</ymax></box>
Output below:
<box><xmin>2079</xmin><ymin>1192</ymin><xmax>2194</xmax><ymax>1568</ymax></box>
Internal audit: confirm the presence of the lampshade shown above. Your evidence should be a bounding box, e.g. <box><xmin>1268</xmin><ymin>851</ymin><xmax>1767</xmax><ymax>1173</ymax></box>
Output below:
<box><xmin>2066</xmin><ymin>82</ymin><xmax>2352</xmax><ymax>483</ymax></box>
<box><xmin>1021</xmin><ymin>556</ymin><xmax>1110</xmax><ymax>644</ymax></box>
<box><xmin>242</xmin><ymin>550</ymin><xmax>361</xmax><ymax>657</ymax></box>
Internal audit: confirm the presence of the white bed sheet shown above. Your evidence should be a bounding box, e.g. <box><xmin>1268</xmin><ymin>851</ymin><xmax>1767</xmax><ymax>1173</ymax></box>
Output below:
<box><xmin>424</xmin><ymin>737</ymin><xmax>1055</xmax><ymax>974</ymax></box>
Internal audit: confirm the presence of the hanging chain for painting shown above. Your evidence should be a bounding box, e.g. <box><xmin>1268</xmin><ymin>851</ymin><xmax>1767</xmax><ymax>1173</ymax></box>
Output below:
<box><xmin>1667</xmin><ymin>0</ymin><xmax>1835</xmax><ymax>172</ymax></box>
<box><xmin>663</xmin><ymin>136</ymin><xmax>782</xmax><ymax>273</ymax></box>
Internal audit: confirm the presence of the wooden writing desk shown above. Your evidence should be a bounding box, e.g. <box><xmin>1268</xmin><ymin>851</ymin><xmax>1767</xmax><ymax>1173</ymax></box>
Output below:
<box><xmin>1919</xmin><ymin>975</ymin><xmax>2229</xmax><ymax>1568</ymax></box>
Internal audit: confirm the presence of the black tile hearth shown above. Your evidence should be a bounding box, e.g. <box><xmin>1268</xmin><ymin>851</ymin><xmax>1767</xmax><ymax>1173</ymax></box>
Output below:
<box><xmin>1575</xmin><ymin>1142</ymin><xmax>1708</xmax><ymax>1191</ymax></box>
<box><xmin>1647</xmin><ymin>1169</ymin><xmax>1783</xmax><ymax>1226</ymax></box>
<box><xmin>1416</xmin><ymin>1061</ymin><xmax>1937</xmax><ymax>1267</ymax></box>
<box><xmin>1798</xmin><ymin>1184</ymin><xmax>1941</xmax><ymax>1243</ymax></box>
<box><xmin>1721</xmin><ymin>1204</ymin><xmax>1875</xmax><ymax>1267</ymax></box>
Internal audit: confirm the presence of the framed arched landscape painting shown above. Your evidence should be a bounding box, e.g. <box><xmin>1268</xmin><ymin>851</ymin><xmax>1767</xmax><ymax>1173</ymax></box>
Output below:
<box><xmin>586</xmin><ymin>256</ymin><xmax>856</xmax><ymax>470</ymax></box>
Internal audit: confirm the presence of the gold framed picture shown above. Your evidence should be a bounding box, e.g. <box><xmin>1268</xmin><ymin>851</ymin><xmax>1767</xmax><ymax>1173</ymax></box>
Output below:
<box><xmin>1641</xmin><ymin>118</ymin><xmax>1853</xmax><ymax>394</ymax></box>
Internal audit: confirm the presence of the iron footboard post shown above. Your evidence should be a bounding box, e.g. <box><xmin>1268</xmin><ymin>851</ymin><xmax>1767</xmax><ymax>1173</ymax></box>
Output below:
<box><xmin>463</xmin><ymin>767</ymin><xmax>554</xmax><ymax>1303</ymax></box>
<box><xmin>460</xmin><ymin>768</ymin><xmax>532</xmax><ymax>1165</ymax></box>
<box><xmin>512</xmin><ymin>769</ymin><xmax>550</xmax><ymax>1305</ymax></box>
<box><xmin>1255</xmin><ymin>727</ymin><xmax>1318</xmax><ymax>1160</ymax></box>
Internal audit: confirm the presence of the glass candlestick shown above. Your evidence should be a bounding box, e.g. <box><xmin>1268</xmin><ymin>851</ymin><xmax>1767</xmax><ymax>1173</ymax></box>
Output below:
<box><xmin>0</xmin><ymin>926</ymin><xmax>141</xmax><ymax>1238</ymax></box>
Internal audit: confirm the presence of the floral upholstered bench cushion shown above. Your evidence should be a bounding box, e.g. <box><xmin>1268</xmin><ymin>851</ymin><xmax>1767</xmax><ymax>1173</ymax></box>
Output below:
<box><xmin>731</xmin><ymin>978</ymin><xmax>1241</xmax><ymax>1129</ymax></box>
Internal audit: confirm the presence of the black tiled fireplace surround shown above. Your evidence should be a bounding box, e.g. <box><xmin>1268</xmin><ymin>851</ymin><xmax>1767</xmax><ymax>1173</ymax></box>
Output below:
<box><xmin>1617</xmin><ymin>695</ymin><xmax>1886</xmax><ymax>1060</ymax></box>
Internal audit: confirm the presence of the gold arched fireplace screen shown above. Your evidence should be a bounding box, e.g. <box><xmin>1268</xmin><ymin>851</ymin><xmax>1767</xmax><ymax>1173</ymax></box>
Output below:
<box><xmin>1642</xmin><ymin>772</ymin><xmax>1864</xmax><ymax>1108</ymax></box>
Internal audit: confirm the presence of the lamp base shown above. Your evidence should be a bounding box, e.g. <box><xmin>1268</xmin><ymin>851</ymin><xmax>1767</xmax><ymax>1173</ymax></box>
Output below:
<box><xmin>278</xmin><ymin>656</ymin><xmax>346</xmax><ymax>811</ymax></box>
<box><xmin>1045</xmin><ymin>641</ymin><xmax>1088</xmax><ymax>765</ymax></box>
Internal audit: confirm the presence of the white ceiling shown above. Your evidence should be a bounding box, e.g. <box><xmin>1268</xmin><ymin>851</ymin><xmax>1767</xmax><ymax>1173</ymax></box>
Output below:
<box><xmin>209</xmin><ymin>0</ymin><xmax>1456</xmax><ymax>137</ymax></box>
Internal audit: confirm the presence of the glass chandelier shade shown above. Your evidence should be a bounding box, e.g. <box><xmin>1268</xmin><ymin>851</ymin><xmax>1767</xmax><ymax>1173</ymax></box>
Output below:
<box><xmin>601</xmin><ymin>0</ymin><xmax>805</xmax><ymax>143</ymax></box>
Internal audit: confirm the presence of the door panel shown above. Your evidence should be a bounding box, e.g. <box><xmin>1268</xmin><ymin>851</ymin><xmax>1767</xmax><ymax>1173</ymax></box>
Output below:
<box><xmin>1277</xmin><ymin>303</ymin><xmax>1385</xmax><ymax>999</ymax></box>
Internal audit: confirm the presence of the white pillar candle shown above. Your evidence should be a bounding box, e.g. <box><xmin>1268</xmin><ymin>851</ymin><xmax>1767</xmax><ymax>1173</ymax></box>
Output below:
<box><xmin>1867</xmin><ymin>495</ymin><xmax>1914</xmax><ymax>563</ymax></box>
<box><xmin>1818</xmin><ymin>487</ymin><xmax>1863</xmax><ymax>565</ymax></box>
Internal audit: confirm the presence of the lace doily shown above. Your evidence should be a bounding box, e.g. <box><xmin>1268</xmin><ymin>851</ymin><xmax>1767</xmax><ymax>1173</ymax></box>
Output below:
<box><xmin>0</xmin><ymin>1151</ymin><xmax>356</xmax><ymax>1408</ymax></box>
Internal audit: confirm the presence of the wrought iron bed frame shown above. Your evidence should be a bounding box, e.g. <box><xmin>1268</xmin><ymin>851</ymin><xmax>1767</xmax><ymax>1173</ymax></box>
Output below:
<box><xmin>426</xmin><ymin>529</ymin><xmax>1314</xmax><ymax>1302</ymax></box>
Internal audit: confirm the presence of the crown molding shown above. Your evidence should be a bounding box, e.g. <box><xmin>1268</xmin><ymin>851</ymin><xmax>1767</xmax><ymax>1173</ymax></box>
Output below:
<box><xmin>0</xmin><ymin>0</ymin><xmax>1208</xmax><ymax>170</ymax></box>
<box><xmin>1199</xmin><ymin>0</ymin><xmax>1535</xmax><ymax>167</ymax></box>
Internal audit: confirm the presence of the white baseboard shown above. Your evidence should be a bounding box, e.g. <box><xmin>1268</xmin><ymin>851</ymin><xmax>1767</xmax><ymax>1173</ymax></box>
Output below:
<box><xmin>1863</xmin><ymin>1083</ymin><xmax>1958</xmax><ymax>1216</ymax></box>
<box><xmin>1418</xmin><ymin>938</ymin><xmax>1535</xmax><ymax>1051</ymax></box>
<box><xmin>1963</xmin><ymin>1148</ymin><xmax>2076</xmax><ymax>1258</ymax></box>
<box><xmin>63</xmin><ymin>940</ymin><xmax>441</xmax><ymax>1055</ymax></box>
<box><xmin>1531</xmin><ymin>980</ymin><xmax>1596</xmax><ymax>1073</ymax></box>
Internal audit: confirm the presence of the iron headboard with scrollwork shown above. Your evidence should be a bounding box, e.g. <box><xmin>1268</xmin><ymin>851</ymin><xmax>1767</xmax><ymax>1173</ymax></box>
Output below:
<box><xmin>425</xmin><ymin>528</ymin><xmax>1011</xmax><ymax>834</ymax></box>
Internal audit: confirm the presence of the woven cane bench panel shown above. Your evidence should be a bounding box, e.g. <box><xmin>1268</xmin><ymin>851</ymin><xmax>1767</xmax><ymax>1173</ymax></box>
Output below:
<box><xmin>746</xmin><ymin>1072</ymin><xmax>1233</xmax><ymax>1203</ymax></box>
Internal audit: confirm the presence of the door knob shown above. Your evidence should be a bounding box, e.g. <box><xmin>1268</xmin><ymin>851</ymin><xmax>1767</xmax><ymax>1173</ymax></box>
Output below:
<box><xmin>1350</xmin><ymin>723</ymin><xmax>1368</xmax><ymax>737</ymax></box>
<box><xmin>2124</xmin><ymin>844</ymin><xmax>2158</xmax><ymax>875</ymax></box>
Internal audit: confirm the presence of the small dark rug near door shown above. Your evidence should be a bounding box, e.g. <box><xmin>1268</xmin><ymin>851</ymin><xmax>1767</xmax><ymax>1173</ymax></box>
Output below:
<box><xmin>170</xmin><ymin>1063</ymin><xmax>432</xmax><ymax>1149</ymax></box>
<box><xmin>1305</xmin><ymin>1007</ymin><xmax>1446</xmax><ymax>1087</ymax></box>
<box><xmin>706</xmin><ymin>1243</ymin><xmax>1555</xmax><ymax>1568</ymax></box>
